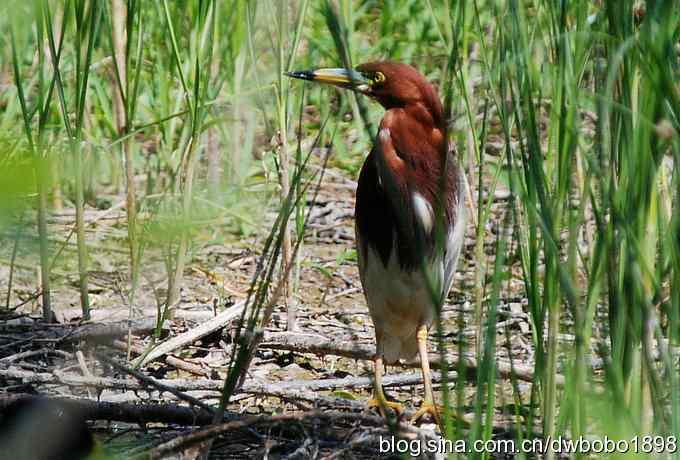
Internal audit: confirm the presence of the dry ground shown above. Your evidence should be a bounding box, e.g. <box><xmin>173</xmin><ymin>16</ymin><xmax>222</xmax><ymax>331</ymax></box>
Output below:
<box><xmin>0</xmin><ymin>152</ymin><xmax>565</xmax><ymax>459</ymax></box>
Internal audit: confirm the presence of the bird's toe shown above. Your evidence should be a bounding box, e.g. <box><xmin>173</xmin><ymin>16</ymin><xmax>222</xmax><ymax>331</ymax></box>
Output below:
<box><xmin>367</xmin><ymin>396</ymin><xmax>404</xmax><ymax>418</ymax></box>
<box><xmin>410</xmin><ymin>401</ymin><xmax>441</xmax><ymax>426</ymax></box>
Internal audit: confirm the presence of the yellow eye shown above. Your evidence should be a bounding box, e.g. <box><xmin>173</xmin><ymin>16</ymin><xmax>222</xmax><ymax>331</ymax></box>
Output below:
<box><xmin>372</xmin><ymin>72</ymin><xmax>386</xmax><ymax>85</ymax></box>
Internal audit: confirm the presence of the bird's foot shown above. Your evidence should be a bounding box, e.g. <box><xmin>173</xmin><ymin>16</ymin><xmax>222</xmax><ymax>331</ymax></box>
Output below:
<box><xmin>367</xmin><ymin>395</ymin><xmax>404</xmax><ymax>418</ymax></box>
<box><xmin>410</xmin><ymin>401</ymin><xmax>441</xmax><ymax>425</ymax></box>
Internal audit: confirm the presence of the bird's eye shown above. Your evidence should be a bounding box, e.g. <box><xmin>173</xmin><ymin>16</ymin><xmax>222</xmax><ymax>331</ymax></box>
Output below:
<box><xmin>371</xmin><ymin>72</ymin><xmax>386</xmax><ymax>86</ymax></box>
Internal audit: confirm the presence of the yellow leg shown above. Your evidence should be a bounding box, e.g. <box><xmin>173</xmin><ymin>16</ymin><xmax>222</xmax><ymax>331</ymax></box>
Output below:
<box><xmin>411</xmin><ymin>325</ymin><xmax>441</xmax><ymax>425</ymax></box>
<box><xmin>367</xmin><ymin>355</ymin><xmax>404</xmax><ymax>417</ymax></box>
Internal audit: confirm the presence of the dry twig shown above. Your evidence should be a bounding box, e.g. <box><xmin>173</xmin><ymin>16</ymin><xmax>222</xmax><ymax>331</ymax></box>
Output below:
<box><xmin>0</xmin><ymin>393</ymin><xmax>216</xmax><ymax>426</ymax></box>
<box><xmin>133</xmin><ymin>300</ymin><xmax>246</xmax><ymax>367</ymax></box>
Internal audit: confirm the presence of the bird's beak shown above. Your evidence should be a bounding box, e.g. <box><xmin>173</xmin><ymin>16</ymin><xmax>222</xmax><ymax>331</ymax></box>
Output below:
<box><xmin>285</xmin><ymin>68</ymin><xmax>370</xmax><ymax>93</ymax></box>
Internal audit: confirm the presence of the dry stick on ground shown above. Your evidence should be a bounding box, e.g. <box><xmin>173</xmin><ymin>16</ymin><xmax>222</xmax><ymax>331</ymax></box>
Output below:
<box><xmin>0</xmin><ymin>366</ymin><xmax>223</xmax><ymax>391</ymax></box>
<box><xmin>59</xmin><ymin>318</ymin><xmax>160</xmax><ymax>342</ymax></box>
<box><xmin>101</xmin><ymin>390</ymin><xmax>221</xmax><ymax>405</ymax></box>
<box><xmin>0</xmin><ymin>349</ymin><xmax>72</xmax><ymax>363</ymax></box>
<box><xmin>242</xmin><ymin>371</ymin><xmax>447</xmax><ymax>394</ymax></box>
<box><xmin>0</xmin><ymin>393</ymin><xmax>215</xmax><ymax>426</ymax></box>
<box><xmin>103</xmin><ymin>388</ymin><xmax>359</xmax><ymax>413</ymax></box>
<box><xmin>162</xmin><ymin>355</ymin><xmax>210</xmax><ymax>377</ymax></box>
<box><xmin>132</xmin><ymin>300</ymin><xmax>246</xmax><ymax>367</ymax></box>
<box><xmin>271</xmin><ymin>390</ymin><xmax>364</xmax><ymax>411</ymax></box>
<box><xmin>97</xmin><ymin>354</ymin><xmax>215</xmax><ymax>415</ymax></box>
<box><xmin>259</xmin><ymin>330</ymin><xmax>555</xmax><ymax>385</ymax></box>
<box><xmin>0</xmin><ymin>318</ymin><xmax>158</xmax><ymax>344</ymax></box>
<box><xmin>109</xmin><ymin>339</ymin><xmax>211</xmax><ymax>377</ymax></box>
<box><xmin>75</xmin><ymin>350</ymin><xmax>95</xmax><ymax>398</ymax></box>
<box><xmin>0</xmin><ymin>366</ymin><xmax>443</xmax><ymax>394</ymax></box>
<box><xmin>0</xmin><ymin>338</ymin><xmax>33</xmax><ymax>351</ymax></box>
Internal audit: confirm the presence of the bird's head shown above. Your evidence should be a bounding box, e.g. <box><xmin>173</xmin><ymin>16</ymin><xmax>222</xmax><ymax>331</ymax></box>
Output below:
<box><xmin>286</xmin><ymin>61</ymin><xmax>442</xmax><ymax>120</ymax></box>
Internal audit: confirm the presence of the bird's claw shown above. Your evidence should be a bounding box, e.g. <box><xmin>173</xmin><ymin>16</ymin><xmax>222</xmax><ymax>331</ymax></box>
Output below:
<box><xmin>367</xmin><ymin>397</ymin><xmax>404</xmax><ymax>418</ymax></box>
<box><xmin>410</xmin><ymin>401</ymin><xmax>441</xmax><ymax>425</ymax></box>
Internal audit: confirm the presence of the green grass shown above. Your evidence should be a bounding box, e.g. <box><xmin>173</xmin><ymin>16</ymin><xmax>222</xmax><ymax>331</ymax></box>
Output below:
<box><xmin>1</xmin><ymin>0</ymin><xmax>679</xmax><ymax>458</ymax></box>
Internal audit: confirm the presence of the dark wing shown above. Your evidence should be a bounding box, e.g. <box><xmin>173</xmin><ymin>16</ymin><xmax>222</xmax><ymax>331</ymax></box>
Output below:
<box><xmin>356</xmin><ymin>109</ymin><xmax>460</xmax><ymax>274</ymax></box>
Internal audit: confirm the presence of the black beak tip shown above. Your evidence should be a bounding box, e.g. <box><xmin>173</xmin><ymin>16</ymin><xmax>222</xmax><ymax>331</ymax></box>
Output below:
<box><xmin>284</xmin><ymin>70</ymin><xmax>314</xmax><ymax>81</ymax></box>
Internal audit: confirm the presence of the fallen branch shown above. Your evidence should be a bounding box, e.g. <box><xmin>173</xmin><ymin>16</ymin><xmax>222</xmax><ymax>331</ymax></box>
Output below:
<box><xmin>63</xmin><ymin>318</ymin><xmax>160</xmax><ymax>342</ymax></box>
<box><xmin>241</xmin><ymin>371</ymin><xmax>447</xmax><ymax>393</ymax></box>
<box><xmin>109</xmin><ymin>339</ymin><xmax>211</xmax><ymax>377</ymax></box>
<box><xmin>133</xmin><ymin>300</ymin><xmax>246</xmax><ymax>367</ymax></box>
<box><xmin>0</xmin><ymin>366</ymin><xmax>442</xmax><ymax>393</ymax></box>
<box><xmin>0</xmin><ymin>366</ymin><xmax>222</xmax><ymax>391</ymax></box>
<box><xmin>259</xmin><ymin>331</ymin><xmax>556</xmax><ymax>385</ymax></box>
<box><xmin>0</xmin><ymin>393</ymin><xmax>216</xmax><ymax>426</ymax></box>
<box><xmin>97</xmin><ymin>354</ymin><xmax>215</xmax><ymax>415</ymax></box>
<box><xmin>0</xmin><ymin>318</ymin><xmax>160</xmax><ymax>343</ymax></box>
<box><xmin>0</xmin><ymin>349</ymin><xmax>72</xmax><ymax>363</ymax></box>
<box><xmin>260</xmin><ymin>331</ymin><xmax>374</xmax><ymax>360</ymax></box>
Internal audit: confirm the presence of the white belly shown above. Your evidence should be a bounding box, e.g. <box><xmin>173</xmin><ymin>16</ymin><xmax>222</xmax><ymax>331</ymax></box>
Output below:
<box><xmin>360</xmin><ymin>243</ymin><xmax>440</xmax><ymax>363</ymax></box>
